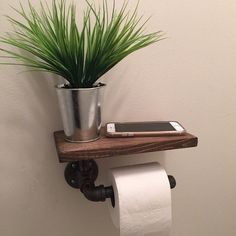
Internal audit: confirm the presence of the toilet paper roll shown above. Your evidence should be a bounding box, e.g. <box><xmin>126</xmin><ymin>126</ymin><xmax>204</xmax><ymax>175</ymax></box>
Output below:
<box><xmin>108</xmin><ymin>162</ymin><xmax>172</xmax><ymax>236</ymax></box>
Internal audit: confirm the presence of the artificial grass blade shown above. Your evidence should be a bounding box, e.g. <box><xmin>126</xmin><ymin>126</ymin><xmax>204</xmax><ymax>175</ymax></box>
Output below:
<box><xmin>0</xmin><ymin>0</ymin><xmax>164</xmax><ymax>88</ymax></box>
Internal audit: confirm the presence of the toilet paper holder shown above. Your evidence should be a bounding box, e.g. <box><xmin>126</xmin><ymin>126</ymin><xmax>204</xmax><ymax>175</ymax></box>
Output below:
<box><xmin>64</xmin><ymin>160</ymin><xmax>176</xmax><ymax>207</ymax></box>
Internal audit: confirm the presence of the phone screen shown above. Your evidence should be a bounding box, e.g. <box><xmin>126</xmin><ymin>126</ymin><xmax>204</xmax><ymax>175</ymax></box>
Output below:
<box><xmin>115</xmin><ymin>122</ymin><xmax>176</xmax><ymax>132</ymax></box>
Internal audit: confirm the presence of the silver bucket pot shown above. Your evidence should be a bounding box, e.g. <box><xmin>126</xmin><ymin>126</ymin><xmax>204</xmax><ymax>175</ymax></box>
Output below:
<box><xmin>56</xmin><ymin>83</ymin><xmax>106</xmax><ymax>142</ymax></box>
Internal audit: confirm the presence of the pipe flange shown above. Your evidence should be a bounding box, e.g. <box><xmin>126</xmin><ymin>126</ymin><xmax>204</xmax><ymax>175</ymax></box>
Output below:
<box><xmin>64</xmin><ymin>160</ymin><xmax>98</xmax><ymax>189</ymax></box>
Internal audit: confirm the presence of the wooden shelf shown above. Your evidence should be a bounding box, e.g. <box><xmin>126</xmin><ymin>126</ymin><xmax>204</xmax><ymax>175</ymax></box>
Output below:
<box><xmin>54</xmin><ymin>128</ymin><xmax>198</xmax><ymax>162</ymax></box>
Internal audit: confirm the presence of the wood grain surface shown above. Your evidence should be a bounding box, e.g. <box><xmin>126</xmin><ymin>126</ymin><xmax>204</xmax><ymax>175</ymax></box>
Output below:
<box><xmin>54</xmin><ymin>128</ymin><xmax>198</xmax><ymax>162</ymax></box>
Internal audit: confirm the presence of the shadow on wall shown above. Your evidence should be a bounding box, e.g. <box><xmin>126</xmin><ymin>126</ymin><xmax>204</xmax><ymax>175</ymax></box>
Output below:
<box><xmin>5</xmin><ymin>70</ymin><xmax>63</xmax><ymax>134</ymax></box>
<box><xmin>21</xmin><ymin>70</ymin><xmax>63</xmax><ymax>131</ymax></box>
<box><xmin>96</xmin><ymin>151</ymin><xmax>167</xmax><ymax>186</ymax></box>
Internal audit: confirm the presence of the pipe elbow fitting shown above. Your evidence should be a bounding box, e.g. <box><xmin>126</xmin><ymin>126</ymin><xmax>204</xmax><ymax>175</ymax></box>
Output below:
<box><xmin>82</xmin><ymin>183</ymin><xmax>114</xmax><ymax>205</ymax></box>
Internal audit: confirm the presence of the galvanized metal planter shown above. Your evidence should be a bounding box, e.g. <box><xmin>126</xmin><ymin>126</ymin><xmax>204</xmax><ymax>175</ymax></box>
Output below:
<box><xmin>56</xmin><ymin>83</ymin><xmax>106</xmax><ymax>142</ymax></box>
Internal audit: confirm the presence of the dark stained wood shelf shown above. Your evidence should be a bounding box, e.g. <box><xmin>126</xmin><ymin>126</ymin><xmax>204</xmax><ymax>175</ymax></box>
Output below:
<box><xmin>54</xmin><ymin>128</ymin><xmax>198</xmax><ymax>163</ymax></box>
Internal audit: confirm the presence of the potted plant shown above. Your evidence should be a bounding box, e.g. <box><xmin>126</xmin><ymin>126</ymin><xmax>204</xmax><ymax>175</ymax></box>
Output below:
<box><xmin>0</xmin><ymin>0</ymin><xmax>163</xmax><ymax>142</ymax></box>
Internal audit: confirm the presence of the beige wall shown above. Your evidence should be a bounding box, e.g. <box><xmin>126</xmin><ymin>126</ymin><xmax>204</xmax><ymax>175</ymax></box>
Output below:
<box><xmin>1</xmin><ymin>0</ymin><xmax>236</xmax><ymax>235</ymax></box>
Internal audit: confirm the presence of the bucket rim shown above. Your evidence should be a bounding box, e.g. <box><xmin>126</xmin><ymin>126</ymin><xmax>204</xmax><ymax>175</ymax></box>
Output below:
<box><xmin>55</xmin><ymin>82</ymin><xmax>106</xmax><ymax>91</ymax></box>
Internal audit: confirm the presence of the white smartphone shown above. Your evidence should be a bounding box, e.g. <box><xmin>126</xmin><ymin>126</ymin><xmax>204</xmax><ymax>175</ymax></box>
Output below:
<box><xmin>105</xmin><ymin>121</ymin><xmax>186</xmax><ymax>137</ymax></box>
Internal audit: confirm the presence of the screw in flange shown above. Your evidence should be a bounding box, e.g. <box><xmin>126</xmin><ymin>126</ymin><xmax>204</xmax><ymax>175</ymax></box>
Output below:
<box><xmin>71</xmin><ymin>163</ymin><xmax>77</xmax><ymax>169</ymax></box>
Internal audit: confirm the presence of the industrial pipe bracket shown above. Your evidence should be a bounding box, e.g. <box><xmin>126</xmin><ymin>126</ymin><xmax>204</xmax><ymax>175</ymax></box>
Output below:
<box><xmin>64</xmin><ymin>160</ymin><xmax>176</xmax><ymax>207</ymax></box>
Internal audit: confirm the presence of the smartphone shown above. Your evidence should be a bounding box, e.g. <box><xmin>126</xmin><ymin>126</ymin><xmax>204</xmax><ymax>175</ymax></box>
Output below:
<box><xmin>105</xmin><ymin>121</ymin><xmax>186</xmax><ymax>137</ymax></box>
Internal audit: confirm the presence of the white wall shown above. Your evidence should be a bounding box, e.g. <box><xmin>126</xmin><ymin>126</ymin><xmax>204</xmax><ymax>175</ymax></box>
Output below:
<box><xmin>0</xmin><ymin>0</ymin><xmax>236</xmax><ymax>236</ymax></box>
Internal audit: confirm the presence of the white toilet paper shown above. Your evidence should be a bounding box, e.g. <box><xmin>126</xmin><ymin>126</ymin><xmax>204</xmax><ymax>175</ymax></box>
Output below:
<box><xmin>108</xmin><ymin>162</ymin><xmax>172</xmax><ymax>236</ymax></box>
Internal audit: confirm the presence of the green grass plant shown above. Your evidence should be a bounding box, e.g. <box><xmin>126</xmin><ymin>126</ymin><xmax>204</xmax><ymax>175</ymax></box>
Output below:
<box><xmin>0</xmin><ymin>0</ymin><xmax>163</xmax><ymax>88</ymax></box>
